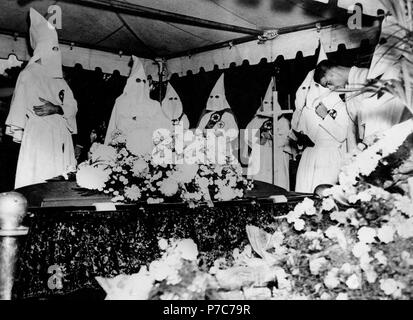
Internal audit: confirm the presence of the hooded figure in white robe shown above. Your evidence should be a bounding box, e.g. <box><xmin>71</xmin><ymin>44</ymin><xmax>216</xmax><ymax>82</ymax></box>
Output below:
<box><xmin>105</xmin><ymin>55</ymin><xmax>170</xmax><ymax>148</ymax></box>
<box><xmin>5</xmin><ymin>8</ymin><xmax>77</xmax><ymax>189</ymax></box>
<box><xmin>294</xmin><ymin>82</ymin><xmax>349</xmax><ymax>193</ymax></box>
<box><xmin>197</xmin><ymin>73</ymin><xmax>239</xmax><ymax>162</ymax></box>
<box><xmin>161</xmin><ymin>82</ymin><xmax>189</xmax><ymax>130</ymax></box>
<box><xmin>246</xmin><ymin>79</ymin><xmax>292</xmax><ymax>189</ymax></box>
<box><xmin>291</xmin><ymin>41</ymin><xmax>328</xmax><ymax>135</ymax></box>
<box><xmin>294</xmin><ymin>42</ymin><xmax>349</xmax><ymax>193</ymax></box>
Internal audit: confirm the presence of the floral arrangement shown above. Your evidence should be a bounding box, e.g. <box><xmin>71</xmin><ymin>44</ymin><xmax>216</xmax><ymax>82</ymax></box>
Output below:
<box><xmin>95</xmin><ymin>120</ymin><xmax>413</xmax><ymax>300</ymax></box>
<box><xmin>96</xmin><ymin>238</ymin><xmax>220</xmax><ymax>300</ymax></box>
<box><xmin>76</xmin><ymin>129</ymin><xmax>252</xmax><ymax>206</ymax></box>
<box><xmin>210</xmin><ymin>120</ymin><xmax>413</xmax><ymax>300</ymax></box>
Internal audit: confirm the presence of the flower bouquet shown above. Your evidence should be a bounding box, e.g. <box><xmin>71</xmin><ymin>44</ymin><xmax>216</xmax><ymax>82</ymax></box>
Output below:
<box><xmin>209</xmin><ymin>120</ymin><xmax>413</xmax><ymax>300</ymax></box>
<box><xmin>96</xmin><ymin>238</ymin><xmax>221</xmax><ymax>300</ymax></box>
<box><xmin>75</xmin><ymin>129</ymin><xmax>252</xmax><ymax>206</ymax></box>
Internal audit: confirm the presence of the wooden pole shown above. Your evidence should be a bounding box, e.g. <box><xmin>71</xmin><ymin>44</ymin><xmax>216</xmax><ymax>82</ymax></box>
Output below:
<box><xmin>272</xmin><ymin>73</ymin><xmax>277</xmax><ymax>185</ymax></box>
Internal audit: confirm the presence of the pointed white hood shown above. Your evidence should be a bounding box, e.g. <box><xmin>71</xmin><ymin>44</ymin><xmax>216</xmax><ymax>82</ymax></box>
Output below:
<box><xmin>28</xmin><ymin>8</ymin><xmax>62</xmax><ymax>78</ymax></box>
<box><xmin>206</xmin><ymin>73</ymin><xmax>231</xmax><ymax>111</ymax></box>
<box><xmin>117</xmin><ymin>55</ymin><xmax>158</xmax><ymax>117</ymax></box>
<box><xmin>256</xmin><ymin>78</ymin><xmax>287</xmax><ymax>116</ymax></box>
<box><xmin>162</xmin><ymin>82</ymin><xmax>183</xmax><ymax>120</ymax></box>
<box><xmin>295</xmin><ymin>41</ymin><xmax>328</xmax><ymax>110</ymax></box>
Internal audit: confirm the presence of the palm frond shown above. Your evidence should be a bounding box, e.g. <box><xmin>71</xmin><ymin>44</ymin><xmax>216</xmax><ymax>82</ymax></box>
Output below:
<box><xmin>360</xmin><ymin>0</ymin><xmax>413</xmax><ymax>113</ymax></box>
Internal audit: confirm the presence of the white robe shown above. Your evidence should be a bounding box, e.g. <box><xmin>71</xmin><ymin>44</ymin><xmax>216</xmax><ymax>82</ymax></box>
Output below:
<box><xmin>345</xmin><ymin>66</ymin><xmax>369</xmax><ymax>152</ymax></box>
<box><xmin>295</xmin><ymin>97</ymin><xmax>348</xmax><ymax>193</ymax></box>
<box><xmin>5</xmin><ymin>63</ymin><xmax>77</xmax><ymax>188</ymax></box>
<box><xmin>246</xmin><ymin>116</ymin><xmax>291</xmax><ymax>190</ymax></box>
<box><xmin>105</xmin><ymin>95</ymin><xmax>171</xmax><ymax>148</ymax></box>
<box><xmin>170</xmin><ymin>113</ymin><xmax>190</xmax><ymax>131</ymax></box>
<box><xmin>198</xmin><ymin>110</ymin><xmax>239</xmax><ymax>161</ymax></box>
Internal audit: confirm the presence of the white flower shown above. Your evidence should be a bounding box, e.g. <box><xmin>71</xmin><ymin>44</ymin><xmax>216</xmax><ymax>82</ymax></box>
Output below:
<box><xmin>149</xmin><ymin>260</ymin><xmax>175</xmax><ymax>282</ymax></box>
<box><xmin>377</xmin><ymin>225</ymin><xmax>395</xmax><ymax>244</ymax></box>
<box><xmin>379</xmin><ymin>279</ymin><xmax>406</xmax><ymax>298</ymax></box>
<box><xmin>348</xmin><ymin>194</ymin><xmax>359</xmax><ymax>204</ymax></box>
<box><xmin>309</xmin><ymin>257</ymin><xmax>328</xmax><ymax>275</ymax></box>
<box><xmin>395</xmin><ymin>218</ymin><xmax>413</xmax><ymax>239</ymax></box>
<box><xmin>197</xmin><ymin>177</ymin><xmax>209</xmax><ymax>189</ymax></box>
<box><xmin>97</xmin><ymin>266</ymin><xmax>154</xmax><ymax>300</ymax></box>
<box><xmin>394</xmin><ymin>196</ymin><xmax>413</xmax><ymax>217</ymax></box>
<box><xmin>274</xmin><ymin>268</ymin><xmax>291</xmax><ymax>290</ymax></box>
<box><xmin>357</xmin><ymin>190</ymin><xmax>372</xmax><ymax>202</ymax></box>
<box><xmin>320</xmin><ymin>292</ymin><xmax>331</xmax><ymax>300</ymax></box>
<box><xmin>124</xmin><ymin>185</ymin><xmax>141</xmax><ymax>201</ymax></box>
<box><xmin>158</xmin><ymin>238</ymin><xmax>168</xmax><ymax>251</ymax></box>
<box><xmin>303</xmin><ymin>229</ymin><xmax>324</xmax><ymax>240</ymax></box>
<box><xmin>359</xmin><ymin>253</ymin><xmax>377</xmax><ymax>284</ymax></box>
<box><xmin>132</xmin><ymin>159</ymin><xmax>149</xmax><ymax>177</ymax></box>
<box><xmin>357</xmin><ymin>227</ymin><xmax>376</xmax><ymax>244</ymax></box>
<box><xmin>292</xmin><ymin>202</ymin><xmax>306</xmax><ymax>217</ymax></box>
<box><xmin>90</xmin><ymin>143</ymin><xmax>117</xmax><ymax>164</ymax></box>
<box><xmin>176</xmin><ymin>239</ymin><xmax>198</xmax><ymax>261</ymax></box>
<box><xmin>173</xmin><ymin>163</ymin><xmax>199</xmax><ymax>183</ymax></box>
<box><xmin>352</xmin><ymin>242</ymin><xmax>371</xmax><ymax>258</ymax></box>
<box><xmin>152</xmin><ymin>128</ymin><xmax>173</xmax><ymax>146</ymax></box>
<box><xmin>216</xmin><ymin>185</ymin><xmax>237</xmax><ymax>201</ymax></box>
<box><xmin>325</xmin><ymin>226</ymin><xmax>347</xmax><ymax>250</ymax></box>
<box><xmin>159</xmin><ymin>178</ymin><xmax>179</xmax><ymax>197</ymax></box>
<box><xmin>76</xmin><ymin>164</ymin><xmax>110</xmax><ymax>190</ymax></box>
<box><xmin>336</xmin><ymin>293</ymin><xmax>349</xmax><ymax>300</ymax></box>
<box><xmin>340</xmin><ymin>263</ymin><xmax>353</xmax><ymax>275</ymax></box>
<box><xmin>302</xmin><ymin>198</ymin><xmax>316</xmax><ymax>216</ymax></box>
<box><xmin>314</xmin><ymin>283</ymin><xmax>322</xmax><ymax>293</ymax></box>
<box><xmin>330</xmin><ymin>211</ymin><xmax>348</xmax><ymax>225</ymax></box>
<box><xmin>126</xmin><ymin>129</ymin><xmax>154</xmax><ymax>156</ymax></box>
<box><xmin>321</xmin><ymin>198</ymin><xmax>336</xmax><ymax>212</ymax></box>
<box><xmin>286</xmin><ymin>210</ymin><xmax>301</xmax><ymax>224</ymax></box>
<box><xmin>345</xmin><ymin>274</ymin><xmax>360</xmax><ymax>290</ymax></box>
<box><xmin>271</xmin><ymin>231</ymin><xmax>285</xmax><ymax>247</ymax></box>
<box><xmin>324</xmin><ymin>268</ymin><xmax>340</xmax><ymax>289</ymax></box>
<box><xmin>293</xmin><ymin>218</ymin><xmax>305</xmax><ymax>231</ymax></box>
<box><xmin>374</xmin><ymin>251</ymin><xmax>387</xmax><ymax>266</ymax></box>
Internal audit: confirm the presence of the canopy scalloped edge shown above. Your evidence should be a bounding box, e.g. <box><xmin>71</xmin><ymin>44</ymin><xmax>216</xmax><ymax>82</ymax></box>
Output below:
<box><xmin>0</xmin><ymin>23</ymin><xmax>379</xmax><ymax>80</ymax></box>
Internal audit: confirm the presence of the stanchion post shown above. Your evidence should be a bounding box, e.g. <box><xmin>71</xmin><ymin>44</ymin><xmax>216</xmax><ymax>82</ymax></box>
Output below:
<box><xmin>0</xmin><ymin>191</ymin><xmax>28</xmax><ymax>300</ymax></box>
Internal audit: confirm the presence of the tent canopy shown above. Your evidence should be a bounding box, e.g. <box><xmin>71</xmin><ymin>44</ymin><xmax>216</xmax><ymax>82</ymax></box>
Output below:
<box><xmin>0</xmin><ymin>0</ymin><xmax>384</xmax><ymax>77</ymax></box>
<box><xmin>0</xmin><ymin>0</ymin><xmax>385</xmax><ymax>57</ymax></box>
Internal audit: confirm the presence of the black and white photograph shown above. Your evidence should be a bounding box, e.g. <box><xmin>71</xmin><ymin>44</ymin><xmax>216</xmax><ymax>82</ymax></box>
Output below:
<box><xmin>0</xmin><ymin>0</ymin><xmax>412</xmax><ymax>306</ymax></box>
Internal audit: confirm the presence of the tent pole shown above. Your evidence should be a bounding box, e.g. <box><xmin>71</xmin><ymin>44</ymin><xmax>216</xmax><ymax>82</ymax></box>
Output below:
<box><xmin>271</xmin><ymin>74</ymin><xmax>276</xmax><ymax>186</ymax></box>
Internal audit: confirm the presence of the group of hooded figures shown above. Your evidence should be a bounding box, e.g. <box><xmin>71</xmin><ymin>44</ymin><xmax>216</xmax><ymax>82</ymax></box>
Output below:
<box><xmin>4</xmin><ymin>8</ymin><xmax>410</xmax><ymax>194</ymax></box>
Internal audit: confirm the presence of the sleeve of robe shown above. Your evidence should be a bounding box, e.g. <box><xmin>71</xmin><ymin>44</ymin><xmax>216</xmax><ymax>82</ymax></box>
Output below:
<box><xmin>245</xmin><ymin>117</ymin><xmax>262</xmax><ymax>147</ymax></box>
<box><xmin>61</xmin><ymin>82</ymin><xmax>78</xmax><ymax>135</ymax></box>
<box><xmin>182</xmin><ymin>114</ymin><xmax>190</xmax><ymax>130</ymax></box>
<box><xmin>277</xmin><ymin>117</ymin><xmax>292</xmax><ymax>156</ymax></box>
<box><xmin>197</xmin><ymin>110</ymin><xmax>210</xmax><ymax>129</ymax></box>
<box><xmin>5</xmin><ymin>70</ymin><xmax>37</xmax><ymax>143</ymax></box>
<box><xmin>220</xmin><ymin>112</ymin><xmax>239</xmax><ymax>141</ymax></box>
<box><xmin>104</xmin><ymin>102</ymin><xmax>119</xmax><ymax>145</ymax></box>
<box><xmin>319</xmin><ymin>100</ymin><xmax>349</xmax><ymax>143</ymax></box>
<box><xmin>291</xmin><ymin>107</ymin><xmax>304</xmax><ymax>132</ymax></box>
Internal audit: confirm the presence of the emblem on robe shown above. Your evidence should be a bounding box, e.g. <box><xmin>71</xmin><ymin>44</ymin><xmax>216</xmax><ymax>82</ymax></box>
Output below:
<box><xmin>59</xmin><ymin>89</ymin><xmax>65</xmax><ymax>103</ymax></box>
